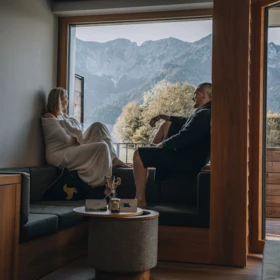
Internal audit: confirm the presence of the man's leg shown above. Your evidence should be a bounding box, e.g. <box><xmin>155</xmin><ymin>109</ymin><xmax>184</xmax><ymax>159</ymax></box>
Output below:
<box><xmin>133</xmin><ymin>149</ymin><xmax>148</xmax><ymax>208</ymax></box>
<box><xmin>134</xmin><ymin>121</ymin><xmax>171</xmax><ymax>206</ymax></box>
<box><xmin>151</xmin><ymin>121</ymin><xmax>171</xmax><ymax>144</ymax></box>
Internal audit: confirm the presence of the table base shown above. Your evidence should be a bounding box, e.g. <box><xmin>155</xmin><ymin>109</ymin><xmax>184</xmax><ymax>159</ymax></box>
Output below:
<box><xmin>95</xmin><ymin>269</ymin><xmax>150</xmax><ymax>280</ymax></box>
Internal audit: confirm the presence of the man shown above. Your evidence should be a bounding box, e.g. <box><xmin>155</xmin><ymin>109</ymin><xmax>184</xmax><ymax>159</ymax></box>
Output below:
<box><xmin>133</xmin><ymin>82</ymin><xmax>212</xmax><ymax>207</ymax></box>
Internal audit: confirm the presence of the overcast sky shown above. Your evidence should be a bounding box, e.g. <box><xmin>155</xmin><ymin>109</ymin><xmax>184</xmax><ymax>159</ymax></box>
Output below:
<box><xmin>76</xmin><ymin>20</ymin><xmax>280</xmax><ymax>45</ymax></box>
<box><xmin>268</xmin><ymin>27</ymin><xmax>280</xmax><ymax>45</ymax></box>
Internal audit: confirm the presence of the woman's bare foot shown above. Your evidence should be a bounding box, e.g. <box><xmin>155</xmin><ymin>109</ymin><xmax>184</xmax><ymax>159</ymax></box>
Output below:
<box><xmin>112</xmin><ymin>157</ymin><xmax>131</xmax><ymax>168</ymax></box>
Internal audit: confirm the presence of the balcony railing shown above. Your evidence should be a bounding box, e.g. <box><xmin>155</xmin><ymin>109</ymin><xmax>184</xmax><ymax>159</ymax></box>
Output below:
<box><xmin>113</xmin><ymin>143</ymin><xmax>149</xmax><ymax>163</ymax></box>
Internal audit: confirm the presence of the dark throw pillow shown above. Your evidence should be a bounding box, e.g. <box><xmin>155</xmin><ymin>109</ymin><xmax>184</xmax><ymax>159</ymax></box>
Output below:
<box><xmin>43</xmin><ymin>168</ymin><xmax>88</xmax><ymax>201</ymax></box>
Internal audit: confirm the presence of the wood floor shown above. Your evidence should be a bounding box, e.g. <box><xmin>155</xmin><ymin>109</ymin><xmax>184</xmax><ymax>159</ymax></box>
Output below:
<box><xmin>40</xmin><ymin>256</ymin><xmax>262</xmax><ymax>280</ymax></box>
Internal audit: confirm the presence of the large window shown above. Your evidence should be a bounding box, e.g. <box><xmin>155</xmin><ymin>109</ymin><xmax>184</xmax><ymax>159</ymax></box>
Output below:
<box><xmin>67</xmin><ymin>18</ymin><xmax>212</xmax><ymax>161</ymax></box>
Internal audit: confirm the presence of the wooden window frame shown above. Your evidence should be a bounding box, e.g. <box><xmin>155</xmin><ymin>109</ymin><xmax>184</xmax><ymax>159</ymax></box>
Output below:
<box><xmin>250</xmin><ymin>0</ymin><xmax>280</xmax><ymax>254</ymax></box>
<box><xmin>57</xmin><ymin>6</ymin><xmax>256</xmax><ymax>265</ymax></box>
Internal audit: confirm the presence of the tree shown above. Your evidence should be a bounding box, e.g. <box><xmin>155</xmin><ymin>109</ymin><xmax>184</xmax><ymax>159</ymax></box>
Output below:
<box><xmin>267</xmin><ymin>110</ymin><xmax>280</xmax><ymax>147</ymax></box>
<box><xmin>113</xmin><ymin>102</ymin><xmax>142</xmax><ymax>142</ymax></box>
<box><xmin>113</xmin><ymin>80</ymin><xmax>195</xmax><ymax>143</ymax></box>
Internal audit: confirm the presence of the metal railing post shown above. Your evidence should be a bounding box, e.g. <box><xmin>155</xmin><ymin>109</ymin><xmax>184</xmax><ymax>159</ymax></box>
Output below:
<box><xmin>126</xmin><ymin>144</ymin><xmax>128</xmax><ymax>163</ymax></box>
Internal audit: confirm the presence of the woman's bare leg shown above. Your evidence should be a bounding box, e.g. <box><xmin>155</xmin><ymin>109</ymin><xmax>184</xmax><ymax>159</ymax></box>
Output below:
<box><xmin>151</xmin><ymin>121</ymin><xmax>172</xmax><ymax>144</ymax></box>
<box><xmin>84</xmin><ymin>122</ymin><xmax>130</xmax><ymax>168</ymax></box>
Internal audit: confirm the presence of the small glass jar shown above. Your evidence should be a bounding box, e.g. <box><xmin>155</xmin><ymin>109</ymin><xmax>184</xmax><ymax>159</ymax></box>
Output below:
<box><xmin>109</xmin><ymin>198</ymin><xmax>120</xmax><ymax>213</ymax></box>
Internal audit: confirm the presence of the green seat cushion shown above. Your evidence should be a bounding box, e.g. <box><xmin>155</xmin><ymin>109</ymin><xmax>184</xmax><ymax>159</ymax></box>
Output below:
<box><xmin>148</xmin><ymin>203</ymin><xmax>209</xmax><ymax>228</ymax></box>
<box><xmin>35</xmin><ymin>200</ymin><xmax>85</xmax><ymax>207</ymax></box>
<box><xmin>20</xmin><ymin>213</ymin><xmax>58</xmax><ymax>243</ymax></box>
<box><xmin>30</xmin><ymin>204</ymin><xmax>86</xmax><ymax>229</ymax></box>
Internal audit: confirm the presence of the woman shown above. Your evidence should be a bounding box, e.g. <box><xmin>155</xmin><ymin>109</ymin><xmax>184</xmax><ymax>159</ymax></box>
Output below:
<box><xmin>42</xmin><ymin>87</ymin><xmax>127</xmax><ymax>188</ymax></box>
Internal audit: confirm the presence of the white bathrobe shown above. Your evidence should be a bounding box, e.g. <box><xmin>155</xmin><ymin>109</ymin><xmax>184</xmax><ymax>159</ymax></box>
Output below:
<box><xmin>41</xmin><ymin>117</ymin><xmax>117</xmax><ymax>187</ymax></box>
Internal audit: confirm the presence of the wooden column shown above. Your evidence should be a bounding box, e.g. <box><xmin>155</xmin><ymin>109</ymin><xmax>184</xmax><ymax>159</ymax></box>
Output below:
<box><xmin>210</xmin><ymin>0</ymin><xmax>251</xmax><ymax>266</ymax></box>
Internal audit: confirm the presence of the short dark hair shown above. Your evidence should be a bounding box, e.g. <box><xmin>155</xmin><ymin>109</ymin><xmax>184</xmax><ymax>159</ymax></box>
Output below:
<box><xmin>197</xmin><ymin>82</ymin><xmax>212</xmax><ymax>100</ymax></box>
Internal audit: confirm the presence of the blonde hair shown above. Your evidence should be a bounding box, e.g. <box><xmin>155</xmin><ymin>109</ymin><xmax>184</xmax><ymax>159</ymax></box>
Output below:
<box><xmin>47</xmin><ymin>87</ymin><xmax>66</xmax><ymax>115</ymax></box>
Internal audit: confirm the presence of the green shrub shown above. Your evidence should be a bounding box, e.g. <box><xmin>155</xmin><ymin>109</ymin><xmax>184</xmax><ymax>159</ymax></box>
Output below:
<box><xmin>267</xmin><ymin>111</ymin><xmax>280</xmax><ymax>147</ymax></box>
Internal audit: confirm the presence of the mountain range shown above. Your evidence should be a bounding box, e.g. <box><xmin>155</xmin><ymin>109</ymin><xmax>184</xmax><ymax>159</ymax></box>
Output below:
<box><xmin>75</xmin><ymin>34</ymin><xmax>280</xmax><ymax>125</ymax></box>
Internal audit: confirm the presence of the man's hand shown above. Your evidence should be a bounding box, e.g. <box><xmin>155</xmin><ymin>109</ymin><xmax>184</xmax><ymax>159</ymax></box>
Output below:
<box><xmin>149</xmin><ymin>114</ymin><xmax>170</xmax><ymax>127</ymax></box>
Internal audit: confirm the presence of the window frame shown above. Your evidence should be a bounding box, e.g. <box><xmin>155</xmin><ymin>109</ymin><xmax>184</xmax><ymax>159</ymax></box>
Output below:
<box><xmin>55</xmin><ymin>0</ymin><xmax>280</xmax><ymax>261</ymax></box>
<box><xmin>57</xmin><ymin>7</ymin><xmax>252</xmax><ymax>263</ymax></box>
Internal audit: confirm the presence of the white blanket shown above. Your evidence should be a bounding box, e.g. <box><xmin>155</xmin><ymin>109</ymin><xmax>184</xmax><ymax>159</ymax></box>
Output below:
<box><xmin>41</xmin><ymin>117</ymin><xmax>117</xmax><ymax>187</ymax></box>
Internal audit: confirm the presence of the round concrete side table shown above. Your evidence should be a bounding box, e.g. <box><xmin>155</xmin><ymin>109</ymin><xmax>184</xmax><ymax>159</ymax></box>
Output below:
<box><xmin>73</xmin><ymin>207</ymin><xmax>159</xmax><ymax>280</ymax></box>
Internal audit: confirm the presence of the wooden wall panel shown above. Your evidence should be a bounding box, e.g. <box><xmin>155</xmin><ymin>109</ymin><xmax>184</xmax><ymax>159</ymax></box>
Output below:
<box><xmin>0</xmin><ymin>175</ymin><xmax>21</xmax><ymax>280</ymax></box>
<box><xmin>210</xmin><ymin>0</ymin><xmax>250</xmax><ymax>267</ymax></box>
<box><xmin>267</xmin><ymin>184</ymin><xmax>280</xmax><ymax>195</ymax></box>
<box><xmin>158</xmin><ymin>226</ymin><xmax>210</xmax><ymax>264</ymax></box>
<box><xmin>266</xmin><ymin>196</ymin><xmax>280</xmax><ymax>207</ymax></box>
<box><xmin>266</xmin><ymin>150</ymin><xmax>280</xmax><ymax>217</ymax></box>
<box><xmin>19</xmin><ymin>222</ymin><xmax>88</xmax><ymax>280</ymax></box>
<box><xmin>266</xmin><ymin>173</ymin><xmax>280</xmax><ymax>184</ymax></box>
<box><xmin>267</xmin><ymin>148</ymin><xmax>280</xmax><ymax>162</ymax></box>
<box><xmin>266</xmin><ymin>206</ymin><xmax>280</xmax><ymax>217</ymax></box>
<box><xmin>266</xmin><ymin>162</ymin><xmax>280</xmax><ymax>173</ymax></box>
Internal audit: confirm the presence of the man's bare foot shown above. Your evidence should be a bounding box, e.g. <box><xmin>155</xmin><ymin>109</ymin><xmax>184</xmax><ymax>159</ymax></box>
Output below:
<box><xmin>112</xmin><ymin>157</ymin><xmax>131</xmax><ymax>168</ymax></box>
